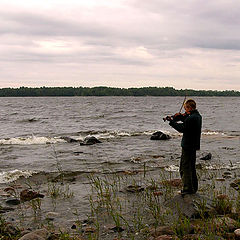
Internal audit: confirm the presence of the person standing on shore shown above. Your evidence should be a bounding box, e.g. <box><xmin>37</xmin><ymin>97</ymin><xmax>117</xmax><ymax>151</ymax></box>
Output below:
<box><xmin>166</xmin><ymin>99</ymin><xmax>202</xmax><ymax>195</ymax></box>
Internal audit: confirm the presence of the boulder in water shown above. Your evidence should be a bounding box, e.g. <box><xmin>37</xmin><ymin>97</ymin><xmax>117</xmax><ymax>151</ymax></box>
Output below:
<box><xmin>80</xmin><ymin>136</ymin><xmax>101</xmax><ymax>145</ymax></box>
<box><xmin>200</xmin><ymin>153</ymin><xmax>212</xmax><ymax>160</ymax></box>
<box><xmin>6</xmin><ymin>198</ymin><xmax>20</xmax><ymax>205</ymax></box>
<box><xmin>150</xmin><ymin>131</ymin><xmax>171</xmax><ymax>140</ymax></box>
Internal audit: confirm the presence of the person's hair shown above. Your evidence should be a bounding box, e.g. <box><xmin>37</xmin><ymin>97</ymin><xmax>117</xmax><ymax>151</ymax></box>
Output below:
<box><xmin>185</xmin><ymin>99</ymin><xmax>196</xmax><ymax>110</ymax></box>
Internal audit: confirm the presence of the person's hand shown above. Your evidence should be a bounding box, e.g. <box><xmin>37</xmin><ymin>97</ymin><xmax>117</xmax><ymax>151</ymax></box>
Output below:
<box><xmin>173</xmin><ymin>112</ymin><xmax>181</xmax><ymax>118</ymax></box>
<box><xmin>165</xmin><ymin>116</ymin><xmax>172</xmax><ymax>121</ymax></box>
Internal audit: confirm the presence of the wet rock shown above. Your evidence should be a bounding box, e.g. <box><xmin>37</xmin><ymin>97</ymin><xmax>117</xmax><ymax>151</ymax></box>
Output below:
<box><xmin>234</xmin><ymin>229</ymin><xmax>240</xmax><ymax>240</ymax></box>
<box><xmin>20</xmin><ymin>189</ymin><xmax>44</xmax><ymax>202</ymax></box>
<box><xmin>161</xmin><ymin>179</ymin><xmax>182</xmax><ymax>188</ymax></box>
<box><xmin>4</xmin><ymin>187</ymin><xmax>15</xmax><ymax>193</ymax></box>
<box><xmin>200</xmin><ymin>153</ymin><xmax>212</xmax><ymax>160</ymax></box>
<box><xmin>45</xmin><ymin>212</ymin><xmax>59</xmax><ymax>221</ymax></box>
<box><xmin>6</xmin><ymin>198</ymin><xmax>21</xmax><ymax>205</ymax></box>
<box><xmin>80</xmin><ymin>136</ymin><xmax>102</xmax><ymax>145</ymax></box>
<box><xmin>19</xmin><ymin>228</ymin><xmax>49</xmax><ymax>240</ymax></box>
<box><xmin>150</xmin><ymin>131</ymin><xmax>171</xmax><ymax>140</ymax></box>
<box><xmin>223</xmin><ymin>175</ymin><xmax>232</xmax><ymax>179</ymax></box>
<box><xmin>61</xmin><ymin>136</ymin><xmax>80</xmax><ymax>143</ymax></box>
<box><xmin>83</xmin><ymin>218</ymin><xmax>94</xmax><ymax>225</ymax></box>
<box><xmin>71</xmin><ymin>224</ymin><xmax>77</xmax><ymax>229</ymax></box>
<box><xmin>215</xmin><ymin>178</ymin><xmax>225</xmax><ymax>182</ymax></box>
<box><xmin>223</xmin><ymin>171</ymin><xmax>232</xmax><ymax>176</ymax></box>
<box><xmin>73</xmin><ymin>151</ymin><xmax>84</xmax><ymax>155</ymax></box>
<box><xmin>28</xmin><ymin>118</ymin><xmax>37</xmax><ymax>122</ymax></box>
<box><xmin>126</xmin><ymin>185</ymin><xmax>144</xmax><ymax>193</ymax></box>
<box><xmin>150</xmin><ymin>226</ymin><xmax>175</xmax><ymax>236</ymax></box>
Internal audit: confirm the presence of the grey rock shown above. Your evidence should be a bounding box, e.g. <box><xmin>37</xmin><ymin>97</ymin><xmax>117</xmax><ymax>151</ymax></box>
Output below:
<box><xmin>150</xmin><ymin>226</ymin><xmax>175</xmax><ymax>236</ymax></box>
<box><xmin>80</xmin><ymin>136</ymin><xmax>101</xmax><ymax>145</ymax></box>
<box><xmin>234</xmin><ymin>229</ymin><xmax>240</xmax><ymax>240</ymax></box>
<box><xmin>150</xmin><ymin>131</ymin><xmax>171</xmax><ymax>140</ymax></box>
<box><xmin>45</xmin><ymin>212</ymin><xmax>59</xmax><ymax>221</ymax></box>
<box><xmin>19</xmin><ymin>228</ymin><xmax>49</xmax><ymax>240</ymax></box>
<box><xmin>126</xmin><ymin>185</ymin><xmax>144</xmax><ymax>193</ymax></box>
<box><xmin>200</xmin><ymin>153</ymin><xmax>212</xmax><ymax>160</ymax></box>
<box><xmin>6</xmin><ymin>198</ymin><xmax>21</xmax><ymax>205</ymax></box>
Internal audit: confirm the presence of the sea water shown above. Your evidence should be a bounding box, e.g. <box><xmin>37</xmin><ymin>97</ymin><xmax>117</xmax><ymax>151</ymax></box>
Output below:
<box><xmin>0</xmin><ymin>96</ymin><xmax>239</xmax><ymax>183</ymax></box>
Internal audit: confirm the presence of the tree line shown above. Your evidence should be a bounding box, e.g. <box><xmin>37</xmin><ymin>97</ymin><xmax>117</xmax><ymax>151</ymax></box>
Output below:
<box><xmin>0</xmin><ymin>86</ymin><xmax>239</xmax><ymax>97</ymax></box>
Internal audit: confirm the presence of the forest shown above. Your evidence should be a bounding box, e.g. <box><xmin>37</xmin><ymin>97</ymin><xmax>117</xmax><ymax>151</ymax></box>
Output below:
<box><xmin>0</xmin><ymin>86</ymin><xmax>239</xmax><ymax>96</ymax></box>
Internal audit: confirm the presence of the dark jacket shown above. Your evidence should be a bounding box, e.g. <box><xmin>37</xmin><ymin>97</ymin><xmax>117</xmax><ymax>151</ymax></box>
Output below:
<box><xmin>169</xmin><ymin>110</ymin><xmax>202</xmax><ymax>150</ymax></box>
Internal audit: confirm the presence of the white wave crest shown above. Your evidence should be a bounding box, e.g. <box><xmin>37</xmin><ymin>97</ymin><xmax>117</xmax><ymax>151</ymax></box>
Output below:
<box><xmin>164</xmin><ymin>165</ymin><xmax>179</xmax><ymax>172</ymax></box>
<box><xmin>86</xmin><ymin>130</ymin><xmax>157</xmax><ymax>139</ymax></box>
<box><xmin>0</xmin><ymin>170</ymin><xmax>36</xmax><ymax>183</ymax></box>
<box><xmin>202</xmin><ymin>131</ymin><xmax>224</xmax><ymax>136</ymax></box>
<box><xmin>0</xmin><ymin>136</ymin><xmax>65</xmax><ymax>145</ymax></box>
<box><xmin>205</xmin><ymin>163</ymin><xmax>240</xmax><ymax>170</ymax></box>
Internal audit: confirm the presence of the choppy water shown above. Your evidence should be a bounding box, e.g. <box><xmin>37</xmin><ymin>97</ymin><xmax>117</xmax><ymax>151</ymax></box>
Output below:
<box><xmin>0</xmin><ymin>96</ymin><xmax>239</xmax><ymax>183</ymax></box>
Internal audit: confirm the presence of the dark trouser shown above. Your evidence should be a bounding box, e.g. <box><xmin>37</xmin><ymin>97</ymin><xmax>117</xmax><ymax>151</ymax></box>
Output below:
<box><xmin>180</xmin><ymin>148</ymin><xmax>198</xmax><ymax>193</ymax></box>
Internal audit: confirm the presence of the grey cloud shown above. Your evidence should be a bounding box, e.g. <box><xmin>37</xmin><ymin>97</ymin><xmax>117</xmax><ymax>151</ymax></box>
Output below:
<box><xmin>0</xmin><ymin>11</ymin><xmax>109</xmax><ymax>37</ymax></box>
<box><xmin>1</xmin><ymin>1</ymin><xmax>240</xmax><ymax>52</ymax></box>
<box><xmin>127</xmin><ymin>0</ymin><xmax>240</xmax><ymax>50</ymax></box>
<box><xmin>0</xmin><ymin>42</ymin><xmax>150</xmax><ymax>66</ymax></box>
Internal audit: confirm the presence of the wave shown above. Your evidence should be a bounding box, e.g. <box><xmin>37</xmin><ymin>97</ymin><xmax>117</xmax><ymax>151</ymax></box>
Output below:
<box><xmin>165</xmin><ymin>162</ymin><xmax>240</xmax><ymax>172</ymax></box>
<box><xmin>0</xmin><ymin>128</ymin><xmax>234</xmax><ymax>145</ymax></box>
<box><xmin>0</xmin><ymin>131</ymin><xmax>153</xmax><ymax>145</ymax></box>
<box><xmin>89</xmin><ymin>130</ymin><xmax>156</xmax><ymax>139</ymax></box>
<box><xmin>0</xmin><ymin>136</ymin><xmax>65</xmax><ymax>145</ymax></box>
<box><xmin>71</xmin><ymin>129</ymin><xmax>229</xmax><ymax>139</ymax></box>
<box><xmin>205</xmin><ymin>163</ymin><xmax>240</xmax><ymax>170</ymax></box>
<box><xmin>0</xmin><ymin>170</ymin><xmax>36</xmax><ymax>183</ymax></box>
<box><xmin>202</xmin><ymin>130</ymin><xmax>225</xmax><ymax>136</ymax></box>
<box><xmin>164</xmin><ymin>165</ymin><xmax>179</xmax><ymax>172</ymax></box>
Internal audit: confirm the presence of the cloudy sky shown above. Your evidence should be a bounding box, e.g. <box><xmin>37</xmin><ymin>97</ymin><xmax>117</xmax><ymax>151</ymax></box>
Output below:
<box><xmin>0</xmin><ymin>0</ymin><xmax>240</xmax><ymax>90</ymax></box>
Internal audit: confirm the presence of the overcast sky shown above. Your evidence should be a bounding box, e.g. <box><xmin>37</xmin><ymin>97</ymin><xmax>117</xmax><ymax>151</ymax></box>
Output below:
<box><xmin>0</xmin><ymin>0</ymin><xmax>240</xmax><ymax>90</ymax></box>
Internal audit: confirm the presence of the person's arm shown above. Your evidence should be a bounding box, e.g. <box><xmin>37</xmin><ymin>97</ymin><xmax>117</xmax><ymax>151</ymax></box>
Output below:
<box><xmin>169</xmin><ymin>120</ymin><xmax>185</xmax><ymax>133</ymax></box>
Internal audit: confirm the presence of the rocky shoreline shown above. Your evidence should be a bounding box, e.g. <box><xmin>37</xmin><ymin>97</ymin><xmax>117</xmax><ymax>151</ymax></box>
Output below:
<box><xmin>0</xmin><ymin>165</ymin><xmax>240</xmax><ymax>239</ymax></box>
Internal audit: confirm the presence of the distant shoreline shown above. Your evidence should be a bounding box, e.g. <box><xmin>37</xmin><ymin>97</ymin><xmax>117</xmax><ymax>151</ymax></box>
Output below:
<box><xmin>0</xmin><ymin>86</ymin><xmax>240</xmax><ymax>97</ymax></box>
